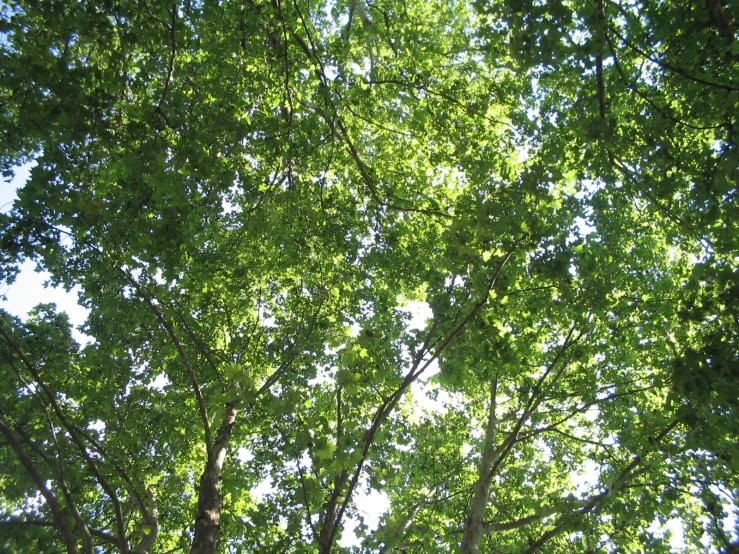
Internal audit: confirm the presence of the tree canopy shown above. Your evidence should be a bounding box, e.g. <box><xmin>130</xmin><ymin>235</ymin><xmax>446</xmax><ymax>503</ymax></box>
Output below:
<box><xmin>0</xmin><ymin>0</ymin><xmax>737</xmax><ymax>552</ymax></box>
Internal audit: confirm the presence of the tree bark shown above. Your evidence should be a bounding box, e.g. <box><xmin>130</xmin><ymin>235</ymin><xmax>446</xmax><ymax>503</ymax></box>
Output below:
<box><xmin>459</xmin><ymin>378</ymin><xmax>498</xmax><ymax>554</ymax></box>
<box><xmin>133</xmin><ymin>488</ymin><xmax>158</xmax><ymax>554</ymax></box>
<box><xmin>706</xmin><ymin>0</ymin><xmax>735</xmax><ymax>45</ymax></box>
<box><xmin>189</xmin><ymin>403</ymin><xmax>238</xmax><ymax>554</ymax></box>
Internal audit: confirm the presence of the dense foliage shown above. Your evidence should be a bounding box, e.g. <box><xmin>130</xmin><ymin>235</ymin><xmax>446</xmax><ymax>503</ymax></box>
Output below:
<box><xmin>0</xmin><ymin>0</ymin><xmax>737</xmax><ymax>552</ymax></box>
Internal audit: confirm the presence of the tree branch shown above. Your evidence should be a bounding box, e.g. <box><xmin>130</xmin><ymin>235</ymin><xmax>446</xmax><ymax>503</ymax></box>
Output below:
<box><xmin>132</xmin><ymin>488</ymin><xmax>158</xmax><ymax>554</ymax></box>
<box><xmin>485</xmin><ymin>324</ymin><xmax>582</xmax><ymax>484</ymax></box>
<box><xmin>595</xmin><ymin>0</ymin><xmax>607</xmax><ymax>120</ymax></box>
<box><xmin>0</xmin><ymin>418</ymin><xmax>80</xmax><ymax>554</ymax></box>
<box><xmin>13</xmin><ymin>424</ymin><xmax>94</xmax><ymax>554</ymax></box>
<box><xmin>605</xmin><ymin>28</ymin><xmax>724</xmax><ymax>131</ymax></box>
<box><xmin>482</xmin><ymin>507</ymin><xmax>564</xmax><ymax>534</ymax></box>
<box><xmin>158</xmin><ymin>3</ymin><xmax>178</xmax><ymax>107</ymax></box>
<box><xmin>705</xmin><ymin>0</ymin><xmax>735</xmax><ymax>46</ymax></box>
<box><xmin>120</xmin><ymin>269</ymin><xmax>213</xmax><ymax>455</ymax></box>
<box><xmin>523</xmin><ymin>420</ymin><xmax>680</xmax><ymax>554</ymax></box>
<box><xmin>323</xmin><ymin>251</ymin><xmax>517</xmax><ymax>551</ymax></box>
<box><xmin>609</xmin><ymin>24</ymin><xmax>739</xmax><ymax>91</ymax></box>
<box><xmin>0</xmin><ymin>325</ymin><xmax>130</xmax><ymax>553</ymax></box>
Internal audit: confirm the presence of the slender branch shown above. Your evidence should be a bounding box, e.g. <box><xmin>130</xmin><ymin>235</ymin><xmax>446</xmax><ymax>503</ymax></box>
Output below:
<box><xmin>419</xmin><ymin>250</ymin><xmax>517</xmax><ymax>379</ymax></box>
<box><xmin>159</xmin><ymin>3</ymin><xmax>178</xmax><ymax>106</ymax></box>
<box><xmin>0</xmin><ymin>518</ymin><xmax>122</xmax><ymax>546</ymax></box>
<box><xmin>341</xmin><ymin>99</ymin><xmax>415</xmax><ymax>138</ymax></box>
<box><xmin>705</xmin><ymin>0</ymin><xmax>735</xmax><ymax>45</ymax></box>
<box><xmin>13</xmin><ymin>424</ymin><xmax>94</xmax><ymax>554</ymax></box>
<box><xmin>120</xmin><ymin>270</ymin><xmax>213</xmax><ymax>455</ymax></box>
<box><xmin>517</xmin><ymin>386</ymin><xmax>655</xmax><ymax>444</ymax></box>
<box><xmin>278</xmin><ymin>6</ymin><xmax>450</xmax><ymax>217</ymax></box>
<box><xmin>375</xmin><ymin>458</ymin><xmax>477</xmax><ymax>551</ymax></box>
<box><xmin>485</xmin><ymin>324</ymin><xmax>582</xmax><ymax>484</ymax></box>
<box><xmin>146</xmin><ymin>293</ymin><xmax>212</xmax><ymax>451</ymax></box>
<box><xmin>482</xmin><ymin>506</ymin><xmax>568</xmax><ymax>534</ymax></box>
<box><xmin>605</xmin><ymin>28</ymin><xmax>724</xmax><ymax>131</ymax></box>
<box><xmin>174</xmin><ymin>312</ymin><xmax>221</xmax><ymax>377</ymax></box>
<box><xmin>609</xmin><ymin>153</ymin><xmax>717</xmax><ymax>256</ymax></box>
<box><xmin>523</xmin><ymin>420</ymin><xmax>680</xmax><ymax>554</ymax></box>
<box><xmin>324</xmin><ymin>251</ymin><xmax>517</xmax><ymax>551</ymax></box>
<box><xmin>276</xmin><ymin>0</ymin><xmax>294</xmax><ymax>125</ymax></box>
<box><xmin>256</xmin><ymin>295</ymin><xmax>327</xmax><ymax>397</ymax></box>
<box><xmin>595</xmin><ymin>0</ymin><xmax>607</xmax><ymax>120</ymax></box>
<box><xmin>0</xmin><ymin>418</ymin><xmax>80</xmax><ymax>554</ymax></box>
<box><xmin>336</xmin><ymin>385</ymin><xmax>343</xmax><ymax>442</ymax></box>
<box><xmin>89</xmin><ymin>528</ymin><xmax>120</xmax><ymax>545</ymax></box>
<box><xmin>0</xmin><ymin>519</ymin><xmax>57</xmax><ymax>527</ymax></box>
<box><xmin>609</xmin><ymin>24</ymin><xmax>739</xmax><ymax>91</ymax></box>
<box><xmin>0</xmin><ymin>325</ymin><xmax>130</xmax><ymax>553</ymax></box>
<box><xmin>550</xmin><ymin>427</ymin><xmax>615</xmax><ymax>450</ymax></box>
<box><xmin>57</xmin><ymin>419</ymin><xmax>156</xmax><ymax>539</ymax></box>
<box><xmin>295</xmin><ymin>459</ymin><xmax>320</xmax><ymax>542</ymax></box>
<box><xmin>378</xmin><ymin>493</ymin><xmax>435</xmax><ymax>554</ymax></box>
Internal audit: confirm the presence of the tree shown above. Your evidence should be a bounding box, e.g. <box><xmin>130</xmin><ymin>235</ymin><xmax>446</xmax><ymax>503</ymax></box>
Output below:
<box><xmin>0</xmin><ymin>0</ymin><xmax>737</xmax><ymax>552</ymax></box>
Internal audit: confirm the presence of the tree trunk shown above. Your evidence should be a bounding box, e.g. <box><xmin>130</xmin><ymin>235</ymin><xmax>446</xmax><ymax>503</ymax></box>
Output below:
<box><xmin>133</xmin><ymin>488</ymin><xmax>158</xmax><ymax>554</ymax></box>
<box><xmin>459</xmin><ymin>379</ymin><xmax>498</xmax><ymax>554</ymax></box>
<box><xmin>189</xmin><ymin>404</ymin><xmax>238</xmax><ymax>554</ymax></box>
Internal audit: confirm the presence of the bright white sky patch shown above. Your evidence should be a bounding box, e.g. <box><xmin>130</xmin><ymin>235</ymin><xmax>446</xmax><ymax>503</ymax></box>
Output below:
<box><xmin>647</xmin><ymin>517</ymin><xmax>686</xmax><ymax>551</ymax></box>
<box><xmin>251</xmin><ymin>475</ymin><xmax>274</xmax><ymax>502</ymax></box>
<box><xmin>572</xmin><ymin>458</ymin><xmax>601</xmax><ymax>498</ymax></box>
<box><xmin>148</xmin><ymin>373</ymin><xmax>171</xmax><ymax>391</ymax></box>
<box><xmin>1</xmin><ymin>163</ymin><xmax>32</xmax><ymax>212</ymax></box>
<box><xmin>237</xmin><ymin>447</ymin><xmax>254</xmax><ymax>463</ymax></box>
<box><xmin>340</xmin><ymin>488</ymin><xmax>390</xmax><ymax>548</ymax></box>
<box><xmin>400</xmin><ymin>300</ymin><xmax>433</xmax><ymax>331</ymax></box>
<box><xmin>1</xmin><ymin>165</ymin><xmax>91</xmax><ymax>342</ymax></box>
<box><xmin>0</xmin><ymin>259</ymin><xmax>89</xmax><ymax>328</ymax></box>
<box><xmin>87</xmin><ymin>419</ymin><xmax>106</xmax><ymax>433</ymax></box>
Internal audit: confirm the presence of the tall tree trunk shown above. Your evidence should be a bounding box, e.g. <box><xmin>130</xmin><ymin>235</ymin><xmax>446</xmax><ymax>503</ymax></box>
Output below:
<box><xmin>133</xmin><ymin>488</ymin><xmax>158</xmax><ymax>554</ymax></box>
<box><xmin>459</xmin><ymin>378</ymin><xmax>498</xmax><ymax>554</ymax></box>
<box><xmin>189</xmin><ymin>404</ymin><xmax>238</xmax><ymax>554</ymax></box>
<box><xmin>317</xmin><ymin>472</ymin><xmax>349</xmax><ymax>554</ymax></box>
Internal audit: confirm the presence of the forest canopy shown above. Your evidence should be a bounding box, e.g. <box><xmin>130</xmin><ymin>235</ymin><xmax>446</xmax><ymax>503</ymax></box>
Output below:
<box><xmin>0</xmin><ymin>0</ymin><xmax>738</xmax><ymax>552</ymax></box>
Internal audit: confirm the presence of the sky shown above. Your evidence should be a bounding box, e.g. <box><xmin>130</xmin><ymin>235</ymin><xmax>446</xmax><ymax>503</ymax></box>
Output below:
<box><xmin>1</xmin><ymin>163</ymin><xmax>88</xmax><ymax>331</ymax></box>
